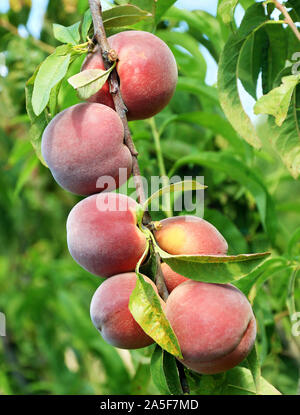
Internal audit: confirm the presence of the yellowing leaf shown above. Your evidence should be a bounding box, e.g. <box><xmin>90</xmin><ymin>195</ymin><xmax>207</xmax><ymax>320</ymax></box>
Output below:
<box><xmin>254</xmin><ymin>74</ymin><xmax>300</xmax><ymax>126</ymax></box>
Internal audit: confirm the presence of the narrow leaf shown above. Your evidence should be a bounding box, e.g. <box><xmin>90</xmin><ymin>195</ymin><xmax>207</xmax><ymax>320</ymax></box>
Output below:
<box><xmin>246</xmin><ymin>345</ymin><xmax>261</xmax><ymax>395</ymax></box>
<box><xmin>150</xmin><ymin>346</ymin><xmax>171</xmax><ymax>395</ymax></box>
<box><xmin>156</xmin><ymin>246</ymin><xmax>271</xmax><ymax>284</ymax></box>
<box><xmin>129</xmin><ymin>271</ymin><xmax>183</xmax><ymax>358</ymax></box>
<box><xmin>53</xmin><ymin>22</ymin><xmax>81</xmax><ymax>45</ymax></box>
<box><xmin>102</xmin><ymin>5</ymin><xmax>152</xmax><ymax>28</ymax></box>
<box><xmin>81</xmin><ymin>9</ymin><xmax>92</xmax><ymax>40</ymax></box>
<box><xmin>32</xmin><ymin>48</ymin><xmax>71</xmax><ymax>116</ymax></box>
<box><xmin>25</xmin><ymin>69</ymin><xmax>48</xmax><ymax>166</ymax></box>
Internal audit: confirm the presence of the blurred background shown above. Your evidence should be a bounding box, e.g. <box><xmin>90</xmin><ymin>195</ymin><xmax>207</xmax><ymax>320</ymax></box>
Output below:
<box><xmin>0</xmin><ymin>0</ymin><xmax>300</xmax><ymax>395</ymax></box>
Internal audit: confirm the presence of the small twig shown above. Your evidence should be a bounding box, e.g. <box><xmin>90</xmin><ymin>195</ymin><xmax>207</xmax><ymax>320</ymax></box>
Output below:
<box><xmin>176</xmin><ymin>360</ymin><xmax>191</xmax><ymax>395</ymax></box>
<box><xmin>272</xmin><ymin>0</ymin><xmax>300</xmax><ymax>42</ymax></box>
<box><xmin>0</xmin><ymin>18</ymin><xmax>55</xmax><ymax>54</ymax></box>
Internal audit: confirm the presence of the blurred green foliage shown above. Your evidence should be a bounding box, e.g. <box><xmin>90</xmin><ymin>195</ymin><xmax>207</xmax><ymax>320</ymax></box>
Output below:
<box><xmin>0</xmin><ymin>0</ymin><xmax>299</xmax><ymax>395</ymax></box>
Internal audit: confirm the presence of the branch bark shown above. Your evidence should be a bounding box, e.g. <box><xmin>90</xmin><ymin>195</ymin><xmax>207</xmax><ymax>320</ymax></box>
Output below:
<box><xmin>272</xmin><ymin>0</ymin><xmax>300</xmax><ymax>42</ymax></box>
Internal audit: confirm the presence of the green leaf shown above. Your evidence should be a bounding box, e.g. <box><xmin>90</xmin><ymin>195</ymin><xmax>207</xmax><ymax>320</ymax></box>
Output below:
<box><xmin>150</xmin><ymin>346</ymin><xmax>171</xmax><ymax>395</ymax></box>
<box><xmin>261</xmin><ymin>85</ymin><xmax>300</xmax><ymax>178</ymax></box>
<box><xmin>68</xmin><ymin>63</ymin><xmax>115</xmax><ymax>100</ymax></box>
<box><xmin>129</xmin><ymin>270</ymin><xmax>182</xmax><ymax>358</ymax></box>
<box><xmin>155</xmin><ymin>247</ymin><xmax>270</xmax><ymax>284</ymax></box>
<box><xmin>150</xmin><ymin>346</ymin><xmax>182</xmax><ymax>395</ymax></box>
<box><xmin>102</xmin><ymin>4</ymin><xmax>152</xmax><ymax>28</ymax></box>
<box><xmin>155</xmin><ymin>0</ymin><xmax>177</xmax><ymax>24</ymax></box>
<box><xmin>218</xmin><ymin>0</ymin><xmax>239</xmax><ymax>25</ymax></box>
<box><xmin>222</xmin><ymin>367</ymin><xmax>281</xmax><ymax>395</ymax></box>
<box><xmin>234</xmin><ymin>257</ymin><xmax>287</xmax><ymax>296</ymax></box>
<box><xmin>204</xmin><ymin>208</ymin><xmax>248</xmax><ymax>254</ymax></box>
<box><xmin>25</xmin><ymin>69</ymin><xmax>48</xmax><ymax>166</ymax></box>
<box><xmin>262</xmin><ymin>24</ymin><xmax>288</xmax><ymax>94</ymax></box>
<box><xmin>238</xmin><ymin>28</ymin><xmax>268</xmax><ymax>99</ymax></box>
<box><xmin>13</xmin><ymin>155</ymin><xmax>39</xmax><ymax>197</ymax></box>
<box><xmin>53</xmin><ymin>22</ymin><xmax>81</xmax><ymax>45</ymax></box>
<box><xmin>143</xmin><ymin>180</ymin><xmax>206</xmax><ymax>211</ymax></box>
<box><xmin>165</xmin><ymin>7</ymin><xmax>224</xmax><ymax>61</ymax></box>
<box><xmin>218</xmin><ymin>3</ymin><xmax>271</xmax><ymax>149</ymax></box>
<box><xmin>81</xmin><ymin>9</ymin><xmax>92</xmax><ymax>40</ymax></box>
<box><xmin>254</xmin><ymin>74</ymin><xmax>300</xmax><ymax>126</ymax></box>
<box><xmin>168</xmin><ymin>152</ymin><xmax>278</xmax><ymax>242</ymax></box>
<box><xmin>32</xmin><ymin>46</ymin><xmax>71</xmax><ymax>116</ymax></box>
<box><xmin>129</xmin><ymin>245</ymin><xmax>182</xmax><ymax>359</ymax></box>
<box><xmin>246</xmin><ymin>345</ymin><xmax>261</xmax><ymax>395</ymax></box>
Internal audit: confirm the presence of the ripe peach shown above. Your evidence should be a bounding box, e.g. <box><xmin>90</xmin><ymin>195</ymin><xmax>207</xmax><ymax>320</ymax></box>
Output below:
<box><xmin>41</xmin><ymin>102</ymin><xmax>132</xmax><ymax>195</ymax></box>
<box><xmin>66</xmin><ymin>193</ymin><xmax>147</xmax><ymax>277</ymax></box>
<box><xmin>90</xmin><ymin>273</ymin><xmax>159</xmax><ymax>349</ymax></box>
<box><xmin>81</xmin><ymin>31</ymin><xmax>178</xmax><ymax>120</ymax></box>
<box><xmin>161</xmin><ymin>262</ymin><xmax>188</xmax><ymax>293</ymax></box>
<box><xmin>165</xmin><ymin>281</ymin><xmax>256</xmax><ymax>374</ymax></box>
<box><xmin>154</xmin><ymin>216</ymin><xmax>228</xmax><ymax>256</ymax></box>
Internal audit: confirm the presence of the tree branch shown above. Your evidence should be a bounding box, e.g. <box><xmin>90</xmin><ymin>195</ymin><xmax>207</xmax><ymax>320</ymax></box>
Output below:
<box><xmin>272</xmin><ymin>0</ymin><xmax>300</xmax><ymax>42</ymax></box>
<box><xmin>88</xmin><ymin>0</ymin><xmax>145</xmax><ymax>205</ymax></box>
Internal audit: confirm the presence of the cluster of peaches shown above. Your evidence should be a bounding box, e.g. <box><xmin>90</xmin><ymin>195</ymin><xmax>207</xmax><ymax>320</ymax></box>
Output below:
<box><xmin>41</xmin><ymin>30</ymin><xmax>256</xmax><ymax>375</ymax></box>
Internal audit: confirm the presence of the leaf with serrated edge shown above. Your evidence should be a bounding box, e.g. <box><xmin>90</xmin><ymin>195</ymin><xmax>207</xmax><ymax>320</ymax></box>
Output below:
<box><xmin>155</xmin><ymin>242</ymin><xmax>270</xmax><ymax>284</ymax></box>
<box><xmin>254</xmin><ymin>74</ymin><xmax>300</xmax><ymax>126</ymax></box>
<box><xmin>129</xmin><ymin>245</ymin><xmax>183</xmax><ymax>359</ymax></box>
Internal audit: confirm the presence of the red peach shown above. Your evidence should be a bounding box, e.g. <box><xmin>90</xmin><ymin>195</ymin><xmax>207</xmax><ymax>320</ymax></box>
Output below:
<box><xmin>165</xmin><ymin>280</ymin><xmax>256</xmax><ymax>374</ymax></box>
<box><xmin>81</xmin><ymin>31</ymin><xmax>178</xmax><ymax>120</ymax></box>
<box><xmin>66</xmin><ymin>193</ymin><xmax>147</xmax><ymax>277</ymax></box>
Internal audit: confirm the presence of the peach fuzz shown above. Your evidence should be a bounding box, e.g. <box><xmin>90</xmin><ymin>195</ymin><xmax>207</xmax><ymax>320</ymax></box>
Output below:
<box><xmin>81</xmin><ymin>31</ymin><xmax>178</xmax><ymax>120</ymax></box>
<box><xmin>90</xmin><ymin>273</ymin><xmax>160</xmax><ymax>349</ymax></box>
<box><xmin>154</xmin><ymin>216</ymin><xmax>228</xmax><ymax>256</ymax></box>
<box><xmin>165</xmin><ymin>280</ymin><xmax>256</xmax><ymax>374</ymax></box>
<box><xmin>66</xmin><ymin>193</ymin><xmax>147</xmax><ymax>277</ymax></box>
<box><xmin>41</xmin><ymin>102</ymin><xmax>132</xmax><ymax>196</ymax></box>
